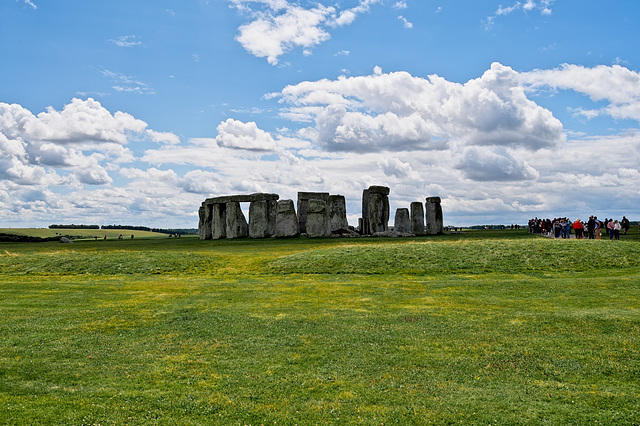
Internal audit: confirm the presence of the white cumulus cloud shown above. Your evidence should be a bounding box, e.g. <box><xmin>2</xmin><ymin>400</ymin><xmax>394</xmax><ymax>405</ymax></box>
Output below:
<box><xmin>277</xmin><ymin>62</ymin><xmax>564</xmax><ymax>155</ymax></box>
<box><xmin>216</xmin><ymin>118</ymin><xmax>276</xmax><ymax>151</ymax></box>
<box><xmin>521</xmin><ymin>64</ymin><xmax>640</xmax><ymax>121</ymax></box>
<box><xmin>232</xmin><ymin>0</ymin><xmax>381</xmax><ymax>64</ymax></box>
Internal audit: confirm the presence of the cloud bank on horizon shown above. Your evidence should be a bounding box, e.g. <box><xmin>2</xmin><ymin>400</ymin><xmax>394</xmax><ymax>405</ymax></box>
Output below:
<box><xmin>1</xmin><ymin>0</ymin><xmax>640</xmax><ymax>227</ymax></box>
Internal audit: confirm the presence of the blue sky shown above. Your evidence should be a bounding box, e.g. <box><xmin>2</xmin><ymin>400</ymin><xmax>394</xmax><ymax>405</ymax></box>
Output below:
<box><xmin>1</xmin><ymin>0</ymin><xmax>640</xmax><ymax>228</ymax></box>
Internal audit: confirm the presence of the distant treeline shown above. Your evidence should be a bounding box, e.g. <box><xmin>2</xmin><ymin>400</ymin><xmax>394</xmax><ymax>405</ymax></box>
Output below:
<box><xmin>49</xmin><ymin>224</ymin><xmax>100</xmax><ymax>229</ymax></box>
<box><xmin>101</xmin><ymin>225</ymin><xmax>153</xmax><ymax>232</ymax></box>
<box><xmin>49</xmin><ymin>224</ymin><xmax>197</xmax><ymax>234</ymax></box>
<box><xmin>101</xmin><ymin>225</ymin><xmax>198</xmax><ymax>234</ymax></box>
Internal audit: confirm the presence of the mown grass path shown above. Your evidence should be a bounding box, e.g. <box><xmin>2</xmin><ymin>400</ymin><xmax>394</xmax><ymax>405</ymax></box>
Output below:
<box><xmin>0</xmin><ymin>231</ymin><xmax>638</xmax><ymax>424</ymax></box>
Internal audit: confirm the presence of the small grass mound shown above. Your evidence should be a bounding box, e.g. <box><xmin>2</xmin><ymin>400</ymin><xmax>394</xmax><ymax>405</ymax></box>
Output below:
<box><xmin>268</xmin><ymin>239</ymin><xmax>640</xmax><ymax>275</ymax></box>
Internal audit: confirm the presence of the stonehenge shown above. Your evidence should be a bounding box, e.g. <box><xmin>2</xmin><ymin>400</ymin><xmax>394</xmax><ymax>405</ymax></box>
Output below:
<box><xmin>197</xmin><ymin>187</ymin><xmax>443</xmax><ymax>239</ymax></box>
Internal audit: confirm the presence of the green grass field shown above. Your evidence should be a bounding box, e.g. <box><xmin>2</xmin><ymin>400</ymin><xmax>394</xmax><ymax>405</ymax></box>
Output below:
<box><xmin>0</xmin><ymin>228</ymin><xmax>173</xmax><ymax>240</ymax></box>
<box><xmin>0</xmin><ymin>230</ymin><xmax>638</xmax><ymax>424</ymax></box>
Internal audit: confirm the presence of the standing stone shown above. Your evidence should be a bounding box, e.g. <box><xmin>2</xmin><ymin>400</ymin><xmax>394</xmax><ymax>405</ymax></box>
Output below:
<box><xmin>425</xmin><ymin>196</ymin><xmax>444</xmax><ymax>235</ymax></box>
<box><xmin>249</xmin><ymin>200</ymin><xmax>276</xmax><ymax>238</ymax></box>
<box><xmin>275</xmin><ymin>200</ymin><xmax>299</xmax><ymax>238</ymax></box>
<box><xmin>248</xmin><ymin>200</ymin><xmax>267</xmax><ymax>238</ymax></box>
<box><xmin>225</xmin><ymin>201</ymin><xmax>248</xmax><ymax>239</ymax></box>
<box><xmin>266</xmin><ymin>199</ymin><xmax>277</xmax><ymax>236</ymax></box>
<box><xmin>306</xmin><ymin>199</ymin><xmax>329</xmax><ymax>238</ymax></box>
<box><xmin>394</xmin><ymin>208</ymin><xmax>411</xmax><ymax>233</ymax></box>
<box><xmin>361</xmin><ymin>189</ymin><xmax>370</xmax><ymax>235</ymax></box>
<box><xmin>211</xmin><ymin>203</ymin><xmax>227</xmax><ymax>239</ymax></box>
<box><xmin>297</xmin><ymin>192</ymin><xmax>330</xmax><ymax>234</ymax></box>
<box><xmin>327</xmin><ymin>195</ymin><xmax>348</xmax><ymax>233</ymax></box>
<box><xmin>362</xmin><ymin>186</ymin><xmax>390</xmax><ymax>235</ymax></box>
<box><xmin>410</xmin><ymin>202</ymin><xmax>425</xmax><ymax>235</ymax></box>
<box><xmin>202</xmin><ymin>203</ymin><xmax>213</xmax><ymax>240</ymax></box>
<box><xmin>198</xmin><ymin>204</ymin><xmax>206</xmax><ymax>239</ymax></box>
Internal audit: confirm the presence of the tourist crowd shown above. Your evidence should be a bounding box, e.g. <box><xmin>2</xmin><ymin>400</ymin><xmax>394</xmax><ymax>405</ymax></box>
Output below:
<box><xmin>528</xmin><ymin>216</ymin><xmax>633</xmax><ymax>240</ymax></box>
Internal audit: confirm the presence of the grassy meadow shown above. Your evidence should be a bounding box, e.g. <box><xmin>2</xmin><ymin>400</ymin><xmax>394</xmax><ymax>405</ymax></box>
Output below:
<box><xmin>0</xmin><ymin>229</ymin><xmax>638</xmax><ymax>424</ymax></box>
<box><xmin>0</xmin><ymin>228</ymin><xmax>171</xmax><ymax>240</ymax></box>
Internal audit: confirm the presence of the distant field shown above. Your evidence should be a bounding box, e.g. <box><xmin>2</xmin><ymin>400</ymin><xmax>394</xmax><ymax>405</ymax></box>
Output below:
<box><xmin>0</xmin><ymin>228</ymin><xmax>182</xmax><ymax>240</ymax></box>
<box><xmin>0</xmin><ymin>230</ymin><xmax>638</xmax><ymax>424</ymax></box>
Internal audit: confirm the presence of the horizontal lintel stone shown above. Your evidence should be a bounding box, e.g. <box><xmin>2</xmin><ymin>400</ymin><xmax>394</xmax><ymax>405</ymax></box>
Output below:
<box><xmin>204</xmin><ymin>193</ymin><xmax>279</xmax><ymax>205</ymax></box>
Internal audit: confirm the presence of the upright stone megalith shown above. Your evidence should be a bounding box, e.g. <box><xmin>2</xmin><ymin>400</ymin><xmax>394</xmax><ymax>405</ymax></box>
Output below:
<box><xmin>202</xmin><ymin>203</ymin><xmax>213</xmax><ymax>240</ymax></box>
<box><xmin>410</xmin><ymin>202</ymin><xmax>425</xmax><ymax>235</ymax></box>
<box><xmin>297</xmin><ymin>192</ymin><xmax>329</xmax><ymax>234</ymax></box>
<box><xmin>362</xmin><ymin>186</ymin><xmax>390</xmax><ymax>235</ymax></box>
<box><xmin>225</xmin><ymin>201</ymin><xmax>248</xmax><ymax>238</ymax></box>
<box><xmin>275</xmin><ymin>200</ymin><xmax>299</xmax><ymax>238</ymax></box>
<box><xmin>394</xmin><ymin>208</ymin><xmax>411</xmax><ymax>233</ymax></box>
<box><xmin>306</xmin><ymin>199</ymin><xmax>329</xmax><ymax>238</ymax></box>
<box><xmin>249</xmin><ymin>200</ymin><xmax>276</xmax><ymax>238</ymax></box>
<box><xmin>198</xmin><ymin>204</ymin><xmax>206</xmax><ymax>239</ymax></box>
<box><xmin>211</xmin><ymin>203</ymin><xmax>227</xmax><ymax>239</ymax></box>
<box><xmin>425</xmin><ymin>196</ymin><xmax>443</xmax><ymax>235</ymax></box>
<box><xmin>327</xmin><ymin>195</ymin><xmax>348</xmax><ymax>233</ymax></box>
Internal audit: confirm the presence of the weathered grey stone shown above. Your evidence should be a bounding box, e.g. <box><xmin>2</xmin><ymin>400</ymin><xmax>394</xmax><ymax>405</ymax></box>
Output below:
<box><xmin>361</xmin><ymin>189</ymin><xmax>370</xmax><ymax>235</ymax></box>
<box><xmin>327</xmin><ymin>195</ymin><xmax>348</xmax><ymax>233</ymax></box>
<box><xmin>60</xmin><ymin>236</ymin><xmax>73</xmax><ymax>243</ymax></box>
<box><xmin>306</xmin><ymin>199</ymin><xmax>329</xmax><ymax>238</ymax></box>
<box><xmin>362</xmin><ymin>186</ymin><xmax>390</xmax><ymax>235</ymax></box>
<box><xmin>410</xmin><ymin>202</ymin><xmax>425</xmax><ymax>235</ymax></box>
<box><xmin>198</xmin><ymin>204</ymin><xmax>206</xmax><ymax>239</ymax></box>
<box><xmin>275</xmin><ymin>199</ymin><xmax>299</xmax><ymax>238</ymax></box>
<box><xmin>394</xmin><ymin>208</ymin><xmax>411</xmax><ymax>233</ymax></box>
<box><xmin>368</xmin><ymin>185</ymin><xmax>390</xmax><ymax>195</ymax></box>
<box><xmin>266</xmin><ymin>199</ymin><xmax>277</xmax><ymax>236</ymax></box>
<box><xmin>202</xmin><ymin>203</ymin><xmax>213</xmax><ymax>240</ymax></box>
<box><xmin>225</xmin><ymin>201</ymin><xmax>248</xmax><ymax>239</ymax></box>
<box><xmin>249</xmin><ymin>200</ymin><xmax>277</xmax><ymax>238</ymax></box>
<box><xmin>204</xmin><ymin>193</ymin><xmax>279</xmax><ymax>205</ymax></box>
<box><xmin>297</xmin><ymin>192</ymin><xmax>329</xmax><ymax>234</ymax></box>
<box><xmin>330</xmin><ymin>228</ymin><xmax>360</xmax><ymax>238</ymax></box>
<box><xmin>425</xmin><ymin>196</ymin><xmax>443</xmax><ymax>235</ymax></box>
<box><xmin>211</xmin><ymin>203</ymin><xmax>227</xmax><ymax>239</ymax></box>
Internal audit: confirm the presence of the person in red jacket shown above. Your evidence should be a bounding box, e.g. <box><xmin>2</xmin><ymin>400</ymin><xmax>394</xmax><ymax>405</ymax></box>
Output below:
<box><xmin>572</xmin><ymin>219</ymin><xmax>583</xmax><ymax>239</ymax></box>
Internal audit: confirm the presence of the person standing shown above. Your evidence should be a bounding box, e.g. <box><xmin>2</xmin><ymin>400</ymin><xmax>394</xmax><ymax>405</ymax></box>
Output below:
<box><xmin>563</xmin><ymin>219</ymin><xmax>571</xmax><ymax>239</ymax></box>
<box><xmin>587</xmin><ymin>216</ymin><xmax>596</xmax><ymax>239</ymax></box>
<box><xmin>573</xmin><ymin>218</ymin><xmax>583</xmax><ymax>239</ymax></box>
<box><xmin>621</xmin><ymin>216</ymin><xmax>630</xmax><ymax>234</ymax></box>
<box><xmin>607</xmin><ymin>219</ymin><xmax>615</xmax><ymax>240</ymax></box>
<box><xmin>613</xmin><ymin>220</ymin><xmax>621</xmax><ymax>240</ymax></box>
